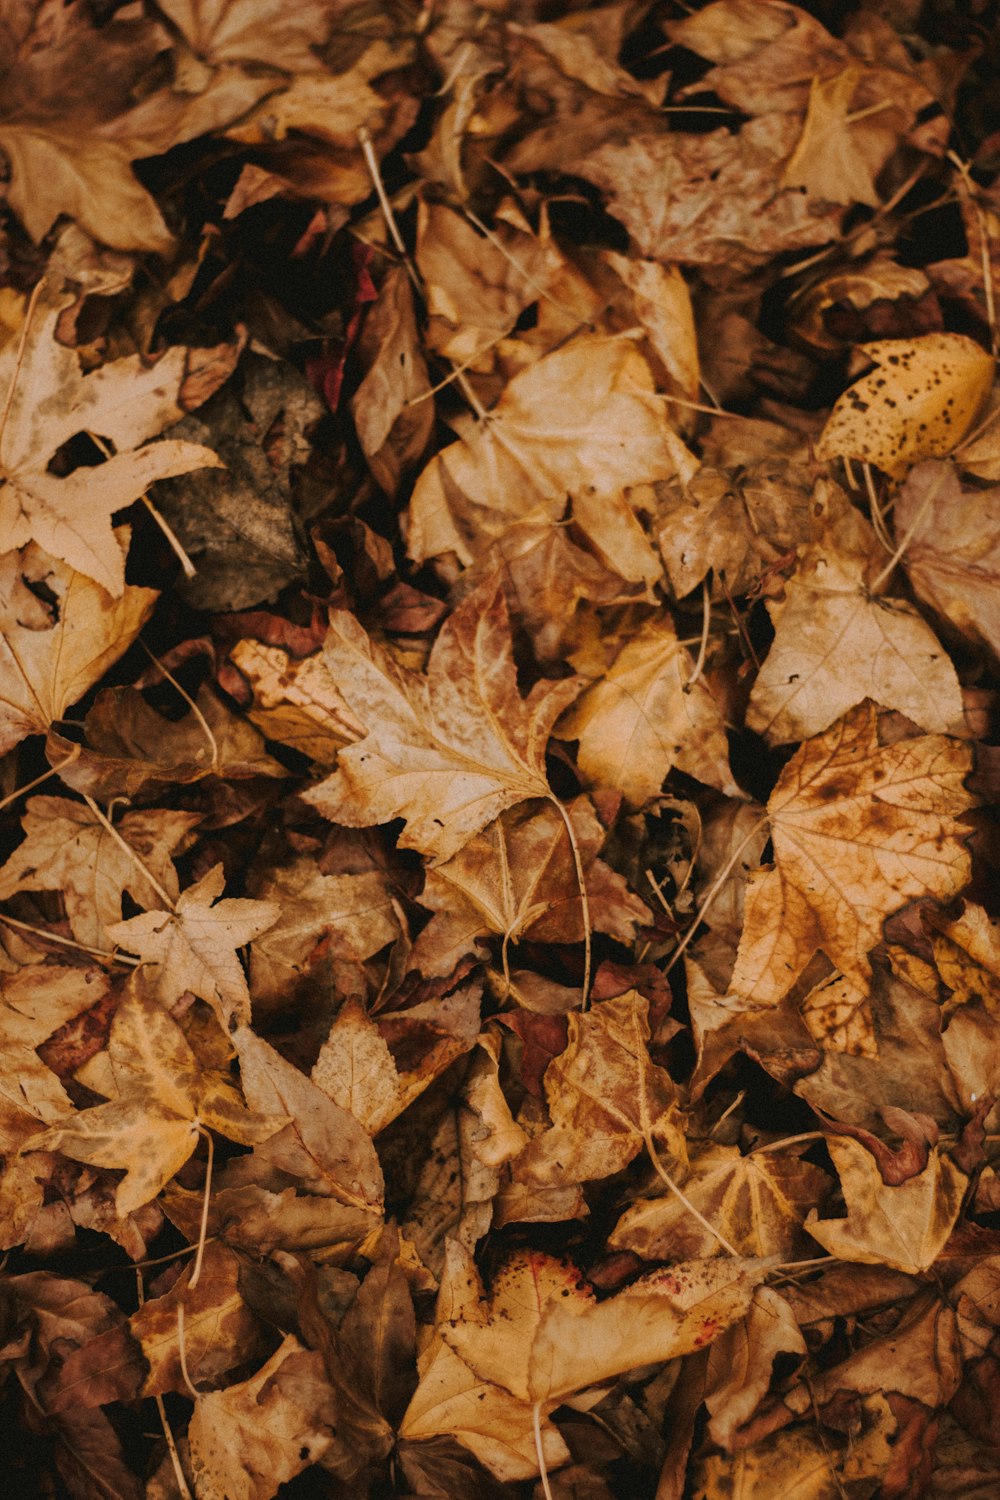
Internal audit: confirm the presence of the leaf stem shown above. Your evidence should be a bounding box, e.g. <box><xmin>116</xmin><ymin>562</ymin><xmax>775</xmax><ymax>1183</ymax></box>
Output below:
<box><xmin>533</xmin><ymin>1401</ymin><xmax>555</xmax><ymax>1500</ymax></box>
<box><xmin>82</xmin><ymin>793</ymin><xmax>177</xmax><ymax>912</ymax></box>
<box><xmin>547</xmin><ymin>796</ymin><xmax>592</xmax><ymax>1008</ymax></box>
<box><xmin>661</xmin><ymin>815</ymin><xmax>769</xmax><ymax>979</ymax></box>
<box><xmin>0</xmin><ymin>747</ymin><xmax>80</xmax><ymax>815</ymax></box>
<box><xmin>643</xmin><ymin>1129</ymin><xmax>741</xmax><ymax>1257</ymax></box>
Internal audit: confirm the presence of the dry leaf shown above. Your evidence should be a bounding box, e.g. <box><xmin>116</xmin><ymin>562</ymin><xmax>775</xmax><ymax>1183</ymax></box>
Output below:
<box><xmin>806</xmin><ymin>1135</ymin><xmax>967</xmax><ymax>1274</ymax></box>
<box><xmin>730</xmin><ymin>704</ymin><xmax>973</xmax><ymax>1007</ymax></box>
<box><xmin>106</xmin><ymin>863</ymin><xmax>279</xmax><ymax>1028</ymax></box>
<box><xmin>304</xmin><ymin>582</ymin><xmax>582</xmax><ymax>863</ymax></box>
<box><xmin>558</xmin><ymin>615</ymin><xmax>740</xmax><ymax>805</ymax></box>
<box><xmin>25</xmin><ymin>976</ymin><xmax>283</xmax><ymax>1215</ymax></box>
<box><xmin>0</xmin><ymin>535</ymin><xmax>156</xmax><ymax>756</ymax></box>
<box><xmin>815</xmin><ymin>335</ymin><xmax>994</xmax><ymax>479</ymax></box>
<box><xmin>0</xmin><ymin>292</ymin><xmax>223</xmax><ymax>592</ymax></box>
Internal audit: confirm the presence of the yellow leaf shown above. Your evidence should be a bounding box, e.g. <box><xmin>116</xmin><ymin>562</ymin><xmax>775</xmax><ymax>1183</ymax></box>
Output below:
<box><xmin>815</xmin><ymin>334</ymin><xmax>994</xmax><ymax>478</ymax></box>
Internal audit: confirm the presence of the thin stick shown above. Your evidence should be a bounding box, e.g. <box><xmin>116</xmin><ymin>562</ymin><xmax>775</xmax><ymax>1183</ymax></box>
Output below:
<box><xmin>863</xmin><ymin>463</ymin><xmax>894</xmax><ymax>555</ymax></box>
<box><xmin>869</xmin><ymin>462</ymin><xmax>947</xmax><ymax>593</ymax></box>
<box><xmin>533</xmin><ymin>1401</ymin><xmax>555</xmax><ymax>1500</ymax></box>
<box><xmin>139</xmin><ymin>641</ymin><xmax>219</xmax><ymax>774</ymax></box>
<box><xmin>684</xmin><ymin>577</ymin><xmax>712</xmax><ymax>689</ymax></box>
<box><xmin>0</xmin><ymin>748</ymin><xmax>80</xmax><ymax>815</ymax></box>
<box><xmin>82</xmin><ymin>794</ymin><xmax>177</xmax><ymax>911</ymax></box>
<box><xmin>661</xmin><ymin>816</ymin><xmax>769</xmax><ymax>979</ymax></box>
<box><xmin>644</xmin><ymin>1129</ymin><xmax>740</xmax><ymax>1257</ymax></box>
<box><xmin>136</xmin><ymin>1270</ymin><xmax>194</xmax><ymax>1500</ymax></box>
<box><xmin>357</xmin><ymin>125</ymin><xmax>419</xmax><ymax>287</ymax></box>
<box><xmin>142</xmin><ymin>495</ymin><xmax>197</xmax><ymax>578</ymax></box>
<box><xmin>948</xmin><ymin>151</ymin><xmax>998</xmax><ymax>356</ymax></box>
<box><xmin>0</xmin><ymin>911</ymin><xmax>140</xmax><ymax>963</ymax></box>
<box><xmin>548</xmin><ymin>796</ymin><xmax>592</xmax><ymax>1008</ymax></box>
<box><xmin>0</xmin><ymin>278</ymin><xmax>46</xmax><ymax>463</ymax></box>
<box><xmin>176</xmin><ymin>1304</ymin><xmax>200</xmax><ymax>1401</ymax></box>
<box><xmin>188</xmin><ymin>1126</ymin><xmax>214</xmax><ymax>1291</ymax></box>
<box><xmin>751</xmin><ymin>1131</ymin><xmax>825</xmax><ymax>1154</ymax></box>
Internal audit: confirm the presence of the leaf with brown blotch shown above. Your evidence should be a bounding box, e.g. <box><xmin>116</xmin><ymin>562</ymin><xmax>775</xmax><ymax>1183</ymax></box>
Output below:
<box><xmin>894</xmin><ymin>460</ymin><xmax>1000</xmax><ymax>663</ymax></box>
<box><xmin>229</xmin><ymin>638</ymin><xmax>364</xmax><ymax>765</ymax></box>
<box><xmin>747</xmin><ymin>519</ymin><xmax>963</xmax><ymax>744</ymax></box>
<box><xmin>130</xmin><ymin>1241</ymin><xmax>268</xmax><ymax>1397</ymax></box>
<box><xmin>405</xmin><ymin>334</ymin><xmax>692</xmax><ymax>582</ymax></box>
<box><xmin>0</xmin><ymin>966</ymin><xmax>111</xmax><ymax>1150</ymax></box>
<box><xmin>0</xmin><ymin>535</ymin><xmax>157</xmax><ymax>757</ymax></box>
<box><xmin>513</xmin><ymin>990</ymin><xmax>687</xmax><ymax>1190</ymax></box>
<box><xmin>25</xmin><ymin>976</ymin><xmax>284</xmax><ymax>1216</ymax></box>
<box><xmin>0</xmin><ymin>293</ymin><xmax>223</xmax><ymax>592</ymax></box>
<box><xmin>409</xmin><ymin>796</ymin><xmax>651</xmax><ymax>979</ymax></box>
<box><xmin>439</xmin><ymin>1239</ymin><xmax>764</xmax><ymax>1406</ymax></box>
<box><xmin>233</xmin><ymin>1025</ymin><xmax>384</xmax><ymax>1212</ymax></box>
<box><xmin>304</xmin><ymin>582</ymin><xmax>582</xmax><ymax>864</ymax></box>
<box><xmin>729</xmin><ymin>704</ymin><xmax>974</xmax><ymax>1009</ymax></box>
<box><xmin>106</xmin><ymin>863</ymin><xmax>279</xmax><ymax>1028</ymax></box>
<box><xmin>609</xmin><ymin>1143</ymin><xmax>830</xmax><ymax>1262</ymax></box>
<box><xmin>188</xmin><ymin>1333</ymin><xmax>337</xmax><ymax>1500</ymax></box>
<box><xmin>704</xmin><ymin>1287</ymin><xmax>807</xmax><ymax>1451</ymax></box>
<box><xmin>806</xmin><ymin>1135</ymin><xmax>967</xmax><ymax>1274</ymax></box>
<box><xmin>558</xmin><ymin>616</ymin><xmax>741</xmax><ymax>806</ymax></box>
<box><xmin>249</xmin><ymin>862</ymin><xmax>400</xmax><ymax>1009</ymax></box>
<box><xmin>815</xmin><ymin>335</ymin><xmax>994</xmax><ymax>479</ymax></box>
<box><xmin>0</xmin><ymin>797</ymin><xmax>199</xmax><ymax>950</ymax></box>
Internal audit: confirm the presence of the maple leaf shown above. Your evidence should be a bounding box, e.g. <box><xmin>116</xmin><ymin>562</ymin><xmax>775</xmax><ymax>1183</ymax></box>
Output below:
<box><xmin>610</xmin><ymin>1142</ymin><xmax>830</xmax><ymax>1261</ymax></box>
<box><xmin>0</xmin><ymin>534</ymin><xmax>157</xmax><ymax>757</ymax></box>
<box><xmin>405</xmin><ymin>334</ymin><xmax>692</xmax><ymax>582</ymax></box>
<box><xmin>513</xmin><ymin>991</ymin><xmax>687</xmax><ymax>1189</ymax></box>
<box><xmin>0</xmin><ymin>292</ymin><xmax>224</xmax><ymax>592</ymax></box>
<box><xmin>188</xmin><ymin>1333</ymin><xmax>337</xmax><ymax>1499</ymax></box>
<box><xmin>747</xmin><ymin>507</ymin><xmax>963</xmax><ymax>743</ymax></box>
<box><xmin>558</xmin><ymin>615</ymin><xmax>741</xmax><ymax>805</ymax></box>
<box><xmin>106</xmin><ymin>863</ymin><xmax>279</xmax><ymax>1028</ymax></box>
<box><xmin>807</xmin><ymin>1136</ymin><xmax>967</xmax><ymax>1274</ymax></box>
<box><xmin>24</xmin><ymin>976</ymin><xmax>284</xmax><ymax>1215</ymax></box>
<box><xmin>729</xmin><ymin>704</ymin><xmax>974</xmax><ymax>1008</ymax></box>
<box><xmin>304</xmin><ymin>582</ymin><xmax>582</xmax><ymax>863</ymax></box>
<box><xmin>409</xmin><ymin>795</ymin><xmax>651</xmax><ymax>978</ymax></box>
<box><xmin>815</xmin><ymin>335</ymin><xmax>994</xmax><ymax>479</ymax></box>
<box><xmin>0</xmin><ymin>797</ymin><xmax>199</xmax><ymax>949</ymax></box>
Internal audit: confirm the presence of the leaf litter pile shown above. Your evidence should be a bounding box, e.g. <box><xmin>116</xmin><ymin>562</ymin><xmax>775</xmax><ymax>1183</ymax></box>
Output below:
<box><xmin>3</xmin><ymin>1</ymin><xmax>1000</xmax><ymax>1497</ymax></box>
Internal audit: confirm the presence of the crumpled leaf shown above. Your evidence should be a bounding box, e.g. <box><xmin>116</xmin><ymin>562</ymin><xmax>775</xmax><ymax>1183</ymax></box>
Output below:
<box><xmin>730</xmin><ymin>704</ymin><xmax>974</xmax><ymax>1008</ymax></box>
<box><xmin>815</xmin><ymin>335</ymin><xmax>994</xmax><ymax>479</ymax></box>
<box><xmin>106</xmin><ymin>863</ymin><xmax>278</xmax><ymax>1029</ymax></box>
<box><xmin>807</xmin><ymin>1135</ymin><xmax>967</xmax><ymax>1274</ymax></box>
<box><xmin>0</xmin><ymin>797</ymin><xmax>199</xmax><ymax>949</ymax></box>
<box><xmin>558</xmin><ymin>615</ymin><xmax>740</xmax><ymax>805</ymax></box>
<box><xmin>409</xmin><ymin>795</ymin><xmax>651</xmax><ymax>978</ymax></box>
<box><xmin>304</xmin><ymin>582</ymin><xmax>582</xmax><ymax>864</ymax></box>
<box><xmin>406</xmin><ymin>334</ymin><xmax>692</xmax><ymax>582</ymax></box>
<box><xmin>25</xmin><ymin>976</ymin><xmax>283</xmax><ymax>1215</ymax></box>
<box><xmin>0</xmin><ymin>292</ymin><xmax>223</xmax><ymax>592</ymax></box>
<box><xmin>0</xmin><ymin>535</ymin><xmax>157</xmax><ymax>757</ymax></box>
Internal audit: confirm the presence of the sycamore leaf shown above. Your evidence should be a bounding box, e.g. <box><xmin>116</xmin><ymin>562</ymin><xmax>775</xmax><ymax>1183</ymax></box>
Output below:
<box><xmin>730</xmin><ymin>704</ymin><xmax>973</xmax><ymax>1008</ymax></box>
<box><xmin>130</xmin><ymin>1241</ymin><xmax>266</xmax><ymax>1397</ymax></box>
<box><xmin>610</xmin><ymin>1143</ymin><xmax>830</xmax><ymax>1261</ymax></box>
<box><xmin>25</xmin><ymin>977</ymin><xmax>283</xmax><ymax>1215</ymax></box>
<box><xmin>405</xmin><ymin>334</ymin><xmax>691</xmax><ymax>582</ymax></box>
<box><xmin>558</xmin><ymin>615</ymin><xmax>740</xmax><ymax>805</ymax></box>
<box><xmin>106</xmin><ymin>864</ymin><xmax>279</xmax><ymax>1029</ymax></box>
<box><xmin>815</xmin><ymin>335</ymin><xmax>994</xmax><ymax>479</ymax></box>
<box><xmin>806</xmin><ymin>1136</ymin><xmax>967</xmax><ymax>1274</ymax></box>
<box><xmin>188</xmin><ymin>1334</ymin><xmax>337</xmax><ymax>1500</ymax></box>
<box><xmin>747</xmin><ymin>525</ymin><xmax>963</xmax><ymax>743</ymax></box>
<box><xmin>513</xmin><ymin>990</ymin><xmax>686</xmax><ymax>1189</ymax></box>
<box><xmin>409</xmin><ymin>795</ymin><xmax>651</xmax><ymax>978</ymax></box>
<box><xmin>439</xmin><ymin>1240</ymin><xmax>764</xmax><ymax>1404</ymax></box>
<box><xmin>0</xmin><ymin>797</ymin><xmax>199</xmax><ymax>949</ymax></box>
<box><xmin>0</xmin><ymin>535</ymin><xmax>157</xmax><ymax>756</ymax></box>
<box><xmin>304</xmin><ymin>582</ymin><xmax>582</xmax><ymax>864</ymax></box>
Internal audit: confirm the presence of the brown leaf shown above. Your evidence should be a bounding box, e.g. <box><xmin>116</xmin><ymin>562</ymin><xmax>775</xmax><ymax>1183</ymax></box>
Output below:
<box><xmin>0</xmin><ymin>966</ymin><xmax>109</xmax><ymax>1150</ymax></box>
<box><xmin>0</xmin><ymin>797</ymin><xmax>199</xmax><ymax>949</ymax></box>
<box><xmin>106</xmin><ymin>863</ymin><xmax>279</xmax><ymax>1028</ymax></box>
<box><xmin>730</xmin><ymin>704</ymin><xmax>974</xmax><ymax>1008</ymax></box>
<box><xmin>304</xmin><ymin>582</ymin><xmax>582</xmax><ymax>863</ymax></box>
<box><xmin>806</xmin><ymin>1136</ymin><xmax>967</xmax><ymax>1273</ymax></box>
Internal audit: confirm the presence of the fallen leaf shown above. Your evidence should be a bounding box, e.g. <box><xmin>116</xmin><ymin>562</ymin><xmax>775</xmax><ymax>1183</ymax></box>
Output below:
<box><xmin>730</xmin><ymin>704</ymin><xmax>974</xmax><ymax>1007</ymax></box>
<box><xmin>0</xmin><ymin>965</ymin><xmax>109</xmax><ymax>1148</ymax></box>
<box><xmin>106</xmin><ymin>863</ymin><xmax>279</xmax><ymax>1028</ymax></box>
<box><xmin>304</xmin><ymin>582</ymin><xmax>582</xmax><ymax>863</ymax></box>
<box><xmin>815</xmin><ymin>335</ymin><xmax>994</xmax><ymax>479</ymax></box>
<box><xmin>0</xmin><ymin>535</ymin><xmax>157</xmax><ymax>757</ymax></box>
<box><xmin>0</xmin><ymin>292</ymin><xmax>223</xmax><ymax>592</ymax></box>
<box><xmin>0</xmin><ymin>797</ymin><xmax>199</xmax><ymax>949</ymax></box>
<box><xmin>25</xmin><ymin>975</ymin><xmax>283</xmax><ymax>1215</ymax></box>
<box><xmin>806</xmin><ymin>1135</ymin><xmax>967</xmax><ymax>1274</ymax></box>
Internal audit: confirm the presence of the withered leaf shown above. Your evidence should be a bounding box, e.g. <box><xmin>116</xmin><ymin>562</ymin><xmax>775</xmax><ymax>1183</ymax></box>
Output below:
<box><xmin>305</xmin><ymin>582</ymin><xmax>582</xmax><ymax>863</ymax></box>
<box><xmin>730</xmin><ymin>704</ymin><xmax>974</xmax><ymax>1008</ymax></box>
